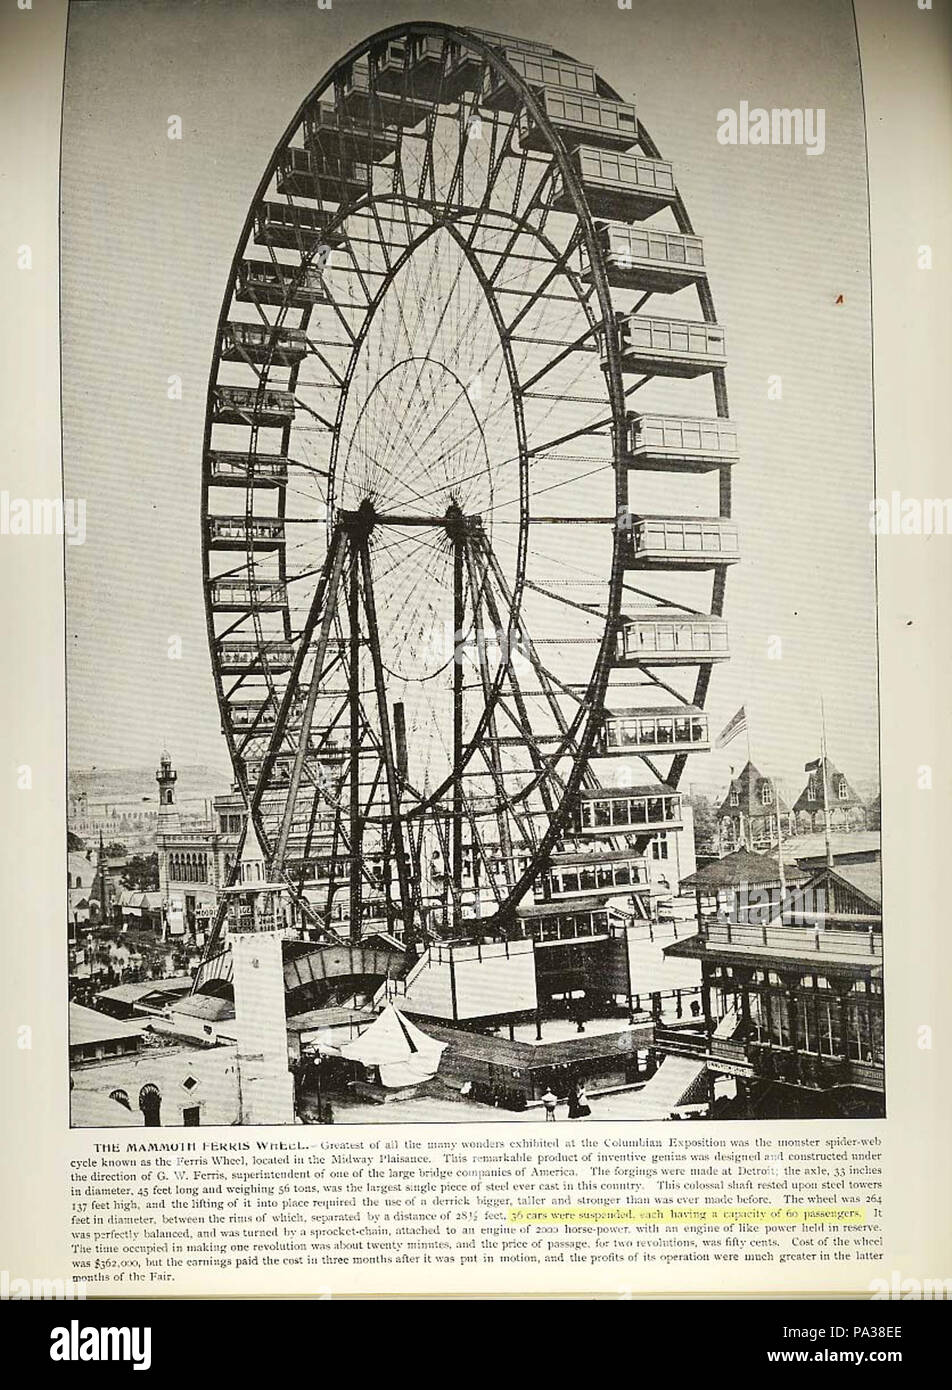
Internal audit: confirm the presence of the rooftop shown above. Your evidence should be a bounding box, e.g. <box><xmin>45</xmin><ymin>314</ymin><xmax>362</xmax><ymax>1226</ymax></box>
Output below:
<box><xmin>413</xmin><ymin>1017</ymin><xmax>652</xmax><ymax>1068</ymax></box>
<box><xmin>516</xmin><ymin>893</ymin><xmax>613</xmax><ymax>918</ymax></box>
<box><xmin>665</xmin><ymin>921</ymin><xmax>882</xmax><ymax>974</ymax></box>
<box><xmin>550</xmin><ymin>847</ymin><xmax>645</xmax><ymax>865</ymax></box>
<box><xmin>168</xmin><ymin>993</ymin><xmax>235</xmax><ymax>1022</ymax></box>
<box><xmin>793</xmin><ymin>756</ymin><xmax>865</xmax><ymax>813</ymax></box>
<box><xmin>69</xmin><ymin>1004</ymin><xmax>146</xmax><ymax>1047</ymax></box>
<box><xmin>114</xmin><ymin>890</ymin><xmax>164</xmax><ymax>910</ymax></box>
<box><xmin>821</xmin><ymin>861</ymin><xmax>882</xmax><ymax>908</ymax></box>
<box><xmin>717</xmin><ymin>761</ymin><xmax>791</xmax><ymax>818</ymax></box>
<box><xmin>681</xmin><ymin>848</ymin><xmax>807</xmax><ymax>892</ymax></box>
<box><xmin>288</xmin><ymin>1005</ymin><xmax>374</xmax><ymax>1035</ymax></box>
<box><xmin>581</xmin><ymin>782</ymin><xmax>678</xmax><ymax>800</ymax></box>
<box><xmin>96</xmin><ymin>976</ymin><xmax>193</xmax><ymax>1005</ymax></box>
<box><xmin>784</xmin><ymin>830</ymin><xmax>881</xmax><ymax>865</ymax></box>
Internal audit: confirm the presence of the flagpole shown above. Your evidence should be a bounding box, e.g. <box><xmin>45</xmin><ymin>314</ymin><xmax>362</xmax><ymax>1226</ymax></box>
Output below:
<box><xmin>745</xmin><ymin>712</ymin><xmax>752</xmax><ymax>849</ymax></box>
<box><xmin>716</xmin><ymin>708</ymin><xmax>749</xmax><ymax>853</ymax></box>
<box><xmin>820</xmin><ymin>696</ymin><xmax>833</xmax><ymax>869</ymax></box>
<box><xmin>774</xmin><ymin>776</ymin><xmax>786</xmax><ymax>908</ymax></box>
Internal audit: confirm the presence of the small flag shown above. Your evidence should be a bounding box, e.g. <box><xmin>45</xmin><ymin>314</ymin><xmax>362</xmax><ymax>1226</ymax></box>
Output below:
<box><xmin>716</xmin><ymin>706</ymin><xmax>747</xmax><ymax>750</ymax></box>
<box><xmin>804</xmin><ymin>758</ymin><xmax>821</xmax><ymax>772</ymax></box>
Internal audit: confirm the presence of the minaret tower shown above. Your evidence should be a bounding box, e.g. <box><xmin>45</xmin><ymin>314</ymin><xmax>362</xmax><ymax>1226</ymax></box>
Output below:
<box><xmin>96</xmin><ymin>831</ymin><xmax>109</xmax><ymax>926</ymax></box>
<box><xmin>155</xmin><ymin>750</ymin><xmax>180</xmax><ymax>834</ymax></box>
<box><xmin>224</xmin><ymin>814</ymin><xmax>296</xmax><ymax>1125</ymax></box>
<box><xmin>155</xmin><ymin>750</ymin><xmax>181</xmax><ymax>926</ymax></box>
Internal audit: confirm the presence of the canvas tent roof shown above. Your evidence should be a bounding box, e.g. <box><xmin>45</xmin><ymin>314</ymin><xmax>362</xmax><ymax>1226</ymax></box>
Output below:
<box><xmin>335</xmin><ymin>1004</ymin><xmax>446</xmax><ymax>1088</ymax></box>
<box><xmin>115</xmin><ymin>890</ymin><xmax>153</xmax><ymax>909</ymax></box>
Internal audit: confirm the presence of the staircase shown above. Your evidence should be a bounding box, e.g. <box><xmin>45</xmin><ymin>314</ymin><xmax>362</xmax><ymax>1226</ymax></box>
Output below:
<box><xmin>626</xmin><ymin>1006</ymin><xmax>743</xmax><ymax>1119</ymax></box>
<box><xmin>370</xmin><ymin>946</ymin><xmax>432</xmax><ymax>1011</ymax></box>
<box><xmin>624</xmin><ymin>1052</ymin><xmax>709</xmax><ymax>1119</ymax></box>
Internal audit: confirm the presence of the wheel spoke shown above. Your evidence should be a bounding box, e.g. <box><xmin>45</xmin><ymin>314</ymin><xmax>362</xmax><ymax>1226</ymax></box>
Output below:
<box><xmin>201</xmin><ymin>21</ymin><xmax>732</xmax><ymax>957</ymax></box>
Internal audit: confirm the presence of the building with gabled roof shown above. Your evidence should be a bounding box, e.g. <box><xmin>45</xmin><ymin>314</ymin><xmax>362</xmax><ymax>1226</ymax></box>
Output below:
<box><xmin>792</xmin><ymin>755</ymin><xmax>866</xmax><ymax>834</ymax></box>
<box><xmin>68</xmin><ymin>888</ymin><xmax>92</xmax><ymax>928</ymax></box>
<box><xmin>716</xmin><ymin>761</ymin><xmax>793</xmax><ymax>853</ymax></box>
<box><xmin>790</xmin><ymin>860</ymin><xmax>882</xmax><ymax>927</ymax></box>
<box><xmin>657</xmin><ymin>777</ymin><xmax>884</xmax><ymax>1119</ymax></box>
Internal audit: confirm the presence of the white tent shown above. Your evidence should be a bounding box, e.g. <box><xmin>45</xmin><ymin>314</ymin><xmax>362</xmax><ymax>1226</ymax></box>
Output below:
<box><xmin>336</xmin><ymin>1004</ymin><xmax>446</xmax><ymax>1088</ymax></box>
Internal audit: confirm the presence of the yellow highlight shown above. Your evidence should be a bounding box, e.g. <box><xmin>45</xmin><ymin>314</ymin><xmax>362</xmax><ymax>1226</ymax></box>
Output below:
<box><xmin>507</xmin><ymin>1206</ymin><xmax>866</xmax><ymax>1225</ymax></box>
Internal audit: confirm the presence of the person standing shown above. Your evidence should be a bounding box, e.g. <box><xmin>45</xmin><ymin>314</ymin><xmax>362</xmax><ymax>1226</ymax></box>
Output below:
<box><xmin>576</xmin><ymin>1082</ymin><xmax>591</xmax><ymax>1118</ymax></box>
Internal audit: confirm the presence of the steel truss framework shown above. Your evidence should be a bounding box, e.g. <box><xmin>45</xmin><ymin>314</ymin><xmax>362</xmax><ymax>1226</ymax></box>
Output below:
<box><xmin>199</xmin><ymin>21</ymin><xmax>735</xmax><ymax>959</ymax></box>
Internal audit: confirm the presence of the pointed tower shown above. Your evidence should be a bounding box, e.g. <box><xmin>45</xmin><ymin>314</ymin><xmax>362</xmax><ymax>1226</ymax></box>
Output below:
<box><xmin>155</xmin><ymin>750</ymin><xmax>180</xmax><ymax>834</ymax></box>
<box><xmin>155</xmin><ymin>751</ymin><xmax>180</xmax><ymax>920</ymax></box>
<box><xmin>224</xmin><ymin>815</ymin><xmax>296</xmax><ymax>1125</ymax></box>
<box><xmin>96</xmin><ymin>831</ymin><xmax>110</xmax><ymax>926</ymax></box>
<box><xmin>793</xmin><ymin>755</ymin><xmax>865</xmax><ymax>839</ymax></box>
<box><xmin>716</xmin><ymin>761</ymin><xmax>791</xmax><ymax>854</ymax></box>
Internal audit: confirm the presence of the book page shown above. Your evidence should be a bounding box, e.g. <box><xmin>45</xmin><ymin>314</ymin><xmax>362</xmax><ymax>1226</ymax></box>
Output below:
<box><xmin>0</xmin><ymin>0</ymin><xmax>950</xmax><ymax>1310</ymax></box>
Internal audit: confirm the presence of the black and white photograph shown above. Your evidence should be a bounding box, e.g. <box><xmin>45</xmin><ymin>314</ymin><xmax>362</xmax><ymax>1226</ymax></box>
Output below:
<box><xmin>61</xmin><ymin>0</ymin><xmax>884</xmax><ymax>1130</ymax></box>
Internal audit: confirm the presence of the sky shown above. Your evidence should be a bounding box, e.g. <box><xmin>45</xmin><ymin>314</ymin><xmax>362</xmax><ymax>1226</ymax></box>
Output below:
<box><xmin>61</xmin><ymin>0</ymin><xmax>879</xmax><ymax>803</ymax></box>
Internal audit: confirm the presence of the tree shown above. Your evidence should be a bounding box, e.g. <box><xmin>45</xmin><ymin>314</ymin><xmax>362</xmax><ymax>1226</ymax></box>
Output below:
<box><xmin>67</xmin><ymin>830</ymin><xmax>84</xmax><ymax>852</ymax></box>
<box><xmin>690</xmin><ymin>793</ymin><xmax>718</xmax><ymax>855</ymax></box>
<box><xmin>121</xmin><ymin>853</ymin><xmax>159</xmax><ymax>891</ymax></box>
<box><xmin>103</xmin><ymin>841</ymin><xmax>128</xmax><ymax>859</ymax></box>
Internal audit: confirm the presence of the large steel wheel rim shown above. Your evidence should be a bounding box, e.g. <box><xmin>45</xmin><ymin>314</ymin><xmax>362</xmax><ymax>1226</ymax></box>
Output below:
<box><xmin>201</xmin><ymin>22</ymin><xmax>731</xmax><ymax>949</ymax></box>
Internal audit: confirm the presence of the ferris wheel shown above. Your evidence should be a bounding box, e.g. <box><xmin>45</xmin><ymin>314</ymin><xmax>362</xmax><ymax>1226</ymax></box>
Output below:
<box><xmin>201</xmin><ymin>21</ymin><xmax>738</xmax><ymax>947</ymax></box>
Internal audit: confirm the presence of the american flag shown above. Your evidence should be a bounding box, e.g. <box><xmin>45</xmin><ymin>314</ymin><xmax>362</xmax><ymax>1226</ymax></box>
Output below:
<box><xmin>716</xmin><ymin>706</ymin><xmax>748</xmax><ymax>750</ymax></box>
